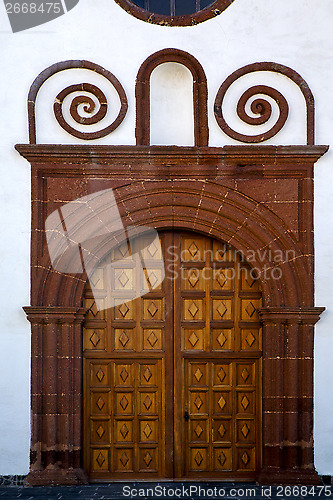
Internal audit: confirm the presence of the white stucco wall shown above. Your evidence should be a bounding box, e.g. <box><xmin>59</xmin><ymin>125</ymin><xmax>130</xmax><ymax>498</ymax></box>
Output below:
<box><xmin>0</xmin><ymin>0</ymin><xmax>332</xmax><ymax>475</ymax></box>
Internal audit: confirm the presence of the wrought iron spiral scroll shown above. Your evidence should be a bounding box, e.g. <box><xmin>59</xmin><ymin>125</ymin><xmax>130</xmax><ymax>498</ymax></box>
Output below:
<box><xmin>54</xmin><ymin>83</ymin><xmax>109</xmax><ymax>139</ymax></box>
<box><xmin>27</xmin><ymin>60</ymin><xmax>128</xmax><ymax>143</ymax></box>
<box><xmin>214</xmin><ymin>61</ymin><xmax>316</xmax><ymax>145</ymax></box>
<box><xmin>215</xmin><ymin>78</ymin><xmax>289</xmax><ymax>143</ymax></box>
<box><xmin>54</xmin><ymin>80</ymin><xmax>125</xmax><ymax>140</ymax></box>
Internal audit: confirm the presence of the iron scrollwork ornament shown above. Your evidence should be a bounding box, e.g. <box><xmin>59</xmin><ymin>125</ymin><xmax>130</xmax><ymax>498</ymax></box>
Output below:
<box><xmin>28</xmin><ymin>60</ymin><xmax>128</xmax><ymax>143</ymax></box>
<box><xmin>54</xmin><ymin>83</ymin><xmax>111</xmax><ymax>140</ymax></box>
<box><xmin>214</xmin><ymin>62</ymin><xmax>315</xmax><ymax>145</ymax></box>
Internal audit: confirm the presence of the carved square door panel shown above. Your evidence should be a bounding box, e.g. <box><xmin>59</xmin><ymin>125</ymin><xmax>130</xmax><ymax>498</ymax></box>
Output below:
<box><xmin>83</xmin><ymin>231</ymin><xmax>262</xmax><ymax>480</ymax></box>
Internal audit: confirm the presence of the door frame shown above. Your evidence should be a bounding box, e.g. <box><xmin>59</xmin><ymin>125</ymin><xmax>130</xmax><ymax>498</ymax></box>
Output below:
<box><xmin>19</xmin><ymin>145</ymin><xmax>326</xmax><ymax>485</ymax></box>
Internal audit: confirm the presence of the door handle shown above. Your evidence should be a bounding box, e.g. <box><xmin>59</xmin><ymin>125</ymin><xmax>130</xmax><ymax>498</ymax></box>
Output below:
<box><xmin>184</xmin><ymin>406</ymin><xmax>190</xmax><ymax>422</ymax></box>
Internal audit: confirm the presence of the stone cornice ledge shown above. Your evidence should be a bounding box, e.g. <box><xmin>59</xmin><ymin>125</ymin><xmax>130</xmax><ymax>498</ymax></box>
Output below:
<box><xmin>15</xmin><ymin>144</ymin><xmax>329</xmax><ymax>165</ymax></box>
<box><xmin>259</xmin><ymin>306</ymin><xmax>325</xmax><ymax>324</ymax></box>
<box><xmin>23</xmin><ymin>306</ymin><xmax>88</xmax><ymax>324</ymax></box>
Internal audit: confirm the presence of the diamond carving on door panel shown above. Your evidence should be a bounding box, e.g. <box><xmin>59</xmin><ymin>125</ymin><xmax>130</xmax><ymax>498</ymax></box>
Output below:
<box><xmin>147</xmin><ymin>272</ymin><xmax>159</xmax><ymax>288</ymax></box>
<box><xmin>188</xmin><ymin>241</ymin><xmax>199</xmax><ymax>257</ymax></box>
<box><xmin>143</xmin><ymin>424</ymin><xmax>152</xmax><ymax>438</ymax></box>
<box><xmin>217</xmin><ymin>451</ymin><xmax>226</xmax><ymax>466</ymax></box>
<box><xmin>90</xmin><ymin>271</ymin><xmax>103</xmax><ymax>289</ymax></box>
<box><xmin>118</xmin><ymin>271</ymin><xmax>130</xmax><ymax>288</ymax></box>
<box><xmin>120</xmin><ymin>396</ymin><xmax>129</xmax><ymax>410</ymax></box>
<box><xmin>217</xmin><ymin>332</ymin><xmax>227</xmax><ymax>347</ymax></box>
<box><xmin>148</xmin><ymin>302</ymin><xmax>158</xmax><ymax>317</ymax></box>
<box><xmin>218</xmin><ymin>424</ymin><xmax>226</xmax><ymax>438</ymax></box>
<box><xmin>148</xmin><ymin>242</ymin><xmax>158</xmax><ymax>257</ymax></box>
<box><xmin>188</xmin><ymin>271</ymin><xmax>199</xmax><ymax>288</ymax></box>
<box><xmin>119</xmin><ymin>303</ymin><xmax>129</xmax><ymax>318</ymax></box>
<box><xmin>245</xmin><ymin>302</ymin><xmax>256</xmax><ymax>318</ymax></box>
<box><xmin>218</xmin><ymin>396</ymin><xmax>226</xmax><ymax>410</ymax></box>
<box><xmin>115</xmin><ymin>330</ymin><xmax>134</xmax><ymax>351</ymax></box>
<box><xmin>246</xmin><ymin>332</ymin><xmax>256</xmax><ymax>347</ymax></box>
<box><xmin>88</xmin><ymin>301</ymin><xmax>99</xmax><ymax>317</ymax></box>
<box><xmin>143</xmin><ymin>368</ymin><xmax>152</xmax><ymax>382</ymax></box>
<box><xmin>95</xmin><ymin>368</ymin><xmax>105</xmax><ymax>384</ymax></box>
<box><xmin>245</xmin><ymin>276</ymin><xmax>256</xmax><ymax>288</ymax></box>
<box><xmin>119</xmin><ymin>331</ymin><xmax>130</xmax><ymax>347</ymax></box>
<box><xmin>189</xmin><ymin>331</ymin><xmax>199</xmax><ymax>347</ymax></box>
<box><xmin>188</xmin><ymin>301</ymin><xmax>199</xmax><ymax>318</ymax></box>
<box><xmin>216</xmin><ymin>246</ymin><xmax>228</xmax><ymax>259</ymax></box>
<box><xmin>120</xmin><ymin>368</ymin><xmax>129</xmax><ymax>382</ymax></box>
<box><xmin>147</xmin><ymin>331</ymin><xmax>158</xmax><ymax>347</ymax></box>
<box><xmin>241</xmin><ymin>424</ymin><xmax>250</xmax><ymax>438</ymax></box>
<box><xmin>194</xmin><ymin>424</ymin><xmax>203</xmax><ymax>438</ymax></box>
<box><xmin>242</xmin><ymin>452</ymin><xmax>250</xmax><ymax>466</ymax></box>
<box><xmin>96</xmin><ymin>368</ymin><xmax>105</xmax><ymax>382</ymax></box>
<box><xmin>241</xmin><ymin>369</ymin><xmax>250</xmax><ymax>382</ymax></box>
<box><xmin>143</xmin><ymin>396</ymin><xmax>152</xmax><ymax>410</ymax></box>
<box><xmin>194</xmin><ymin>368</ymin><xmax>203</xmax><ymax>382</ymax></box>
<box><xmin>144</xmin><ymin>330</ymin><xmax>162</xmax><ymax>350</ymax></box>
<box><xmin>241</xmin><ymin>396</ymin><xmax>250</xmax><ymax>410</ymax></box>
<box><xmin>96</xmin><ymin>452</ymin><xmax>106</xmax><ymax>468</ymax></box>
<box><xmin>144</xmin><ymin>452</ymin><xmax>153</xmax><ymax>467</ymax></box>
<box><xmin>90</xmin><ymin>331</ymin><xmax>100</xmax><ymax>347</ymax></box>
<box><xmin>194</xmin><ymin>451</ymin><xmax>203</xmax><ymax>466</ymax></box>
<box><xmin>194</xmin><ymin>396</ymin><xmax>203</xmax><ymax>410</ymax></box>
<box><xmin>120</xmin><ymin>424</ymin><xmax>129</xmax><ymax>439</ymax></box>
<box><xmin>216</xmin><ymin>270</ymin><xmax>227</xmax><ymax>288</ymax></box>
<box><xmin>217</xmin><ymin>367</ymin><xmax>226</xmax><ymax>383</ymax></box>
<box><xmin>118</xmin><ymin>243</ymin><xmax>129</xmax><ymax>257</ymax></box>
<box><xmin>216</xmin><ymin>301</ymin><xmax>228</xmax><ymax>318</ymax></box>
<box><xmin>96</xmin><ymin>425</ymin><xmax>105</xmax><ymax>439</ymax></box>
<box><xmin>120</xmin><ymin>452</ymin><xmax>129</xmax><ymax>467</ymax></box>
<box><xmin>96</xmin><ymin>397</ymin><xmax>105</xmax><ymax>411</ymax></box>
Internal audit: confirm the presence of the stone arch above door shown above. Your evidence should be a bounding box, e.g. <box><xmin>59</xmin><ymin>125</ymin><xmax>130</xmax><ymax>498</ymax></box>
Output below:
<box><xmin>26</xmin><ymin>176</ymin><xmax>316</xmax><ymax>310</ymax></box>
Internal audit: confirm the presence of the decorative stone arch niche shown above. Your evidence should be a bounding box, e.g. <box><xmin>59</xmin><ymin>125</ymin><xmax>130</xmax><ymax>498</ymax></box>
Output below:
<box><xmin>17</xmin><ymin>48</ymin><xmax>328</xmax><ymax>485</ymax></box>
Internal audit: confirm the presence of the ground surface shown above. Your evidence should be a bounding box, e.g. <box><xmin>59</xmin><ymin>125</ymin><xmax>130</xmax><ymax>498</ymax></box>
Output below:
<box><xmin>0</xmin><ymin>482</ymin><xmax>332</xmax><ymax>499</ymax></box>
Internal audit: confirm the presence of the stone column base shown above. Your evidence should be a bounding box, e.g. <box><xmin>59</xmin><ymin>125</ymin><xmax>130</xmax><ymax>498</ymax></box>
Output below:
<box><xmin>24</xmin><ymin>468</ymin><xmax>88</xmax><ymax>486</ymax></box>
<box><xmin>257</xmin><ymin>467</ymin><xmax>322</xmax><ymax>485</ymax></box>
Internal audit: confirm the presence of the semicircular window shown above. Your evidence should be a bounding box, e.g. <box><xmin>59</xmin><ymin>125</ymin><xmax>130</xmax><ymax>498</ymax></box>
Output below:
<box><xmin>114</xmin><ymin>0</ymin><xmax>234</xmax><ymax>26</ymax></box>
<box><xmin>132</xmin><ymin>0</ymin><xmax>214</xmax><ymax>16</ymax></box>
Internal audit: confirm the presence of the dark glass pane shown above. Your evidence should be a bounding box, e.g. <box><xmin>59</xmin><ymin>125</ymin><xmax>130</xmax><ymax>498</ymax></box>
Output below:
<box><xmin>148</xmin><ymin>0</ymin><xmax>171</xmax><ymax>15</ymax></box>
<box><xmin>199</xmin><ymin>0</ymin><xmax>215</xmax><ymax>9</ymax></box>
<box><xmin>175</xmin><ymin>0</ymin><xmax>196</xmax><ymax>15</ymax></box>
<box><xmin>132</xmin><ymin>0</ymin><xmax>145</xmax><ymax>7</ymax></box>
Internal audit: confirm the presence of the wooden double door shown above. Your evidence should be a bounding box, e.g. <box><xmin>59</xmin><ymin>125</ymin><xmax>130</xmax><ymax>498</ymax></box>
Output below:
<box><xmin>83</xmin><ymin>231</ymin><xmax>262</xmax><ymax>481</ymax></box>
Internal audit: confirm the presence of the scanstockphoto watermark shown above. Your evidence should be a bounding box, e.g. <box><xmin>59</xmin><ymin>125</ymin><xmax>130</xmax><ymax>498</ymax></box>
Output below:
<box><xmin>3</xmin><ymin>0</ymin><xmax>80</xmax><ymax>32</ymax></box>
<box><xmin>122</xmin><ymin>485</ymin><xmax>258</xmax><ymax>498</ymax></box>
<box><xmin>46</xmin><ymin>188</ymin><xmax>165</xmax><ymax>312</ymax></box>
<box><xmin>166</xmin><ymin>245</ymin><xmax>297</xmax><ymax>265</ymax></box>
<box><xmin>165</xmin><ymin>245</ymin><xmax>296</xmax><ymax>282</ymax></box>
<box><xmin>121</xmin><ymin>484</ymin><xmax>333</xmax><ymax>498</ymax></box>
<box><xmin>165</xmin><ymin>261</ymin><xmax>285</xmax><ymax>282</ymax></box>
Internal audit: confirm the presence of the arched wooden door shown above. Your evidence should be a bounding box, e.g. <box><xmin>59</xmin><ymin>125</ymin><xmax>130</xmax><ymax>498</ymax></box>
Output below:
<box><xmin>83</xmin><ymin>231</ymin><xmax>262</xmax><ymax>481</ymax></box>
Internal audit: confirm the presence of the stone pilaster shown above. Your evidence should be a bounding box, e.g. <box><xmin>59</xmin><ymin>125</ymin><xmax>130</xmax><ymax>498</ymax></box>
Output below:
<box><xmin>23</xmin><ymin>306</ymin><xmax>88</xmax><ymax>486</ymax></box>
<box><xmin>257</xmin><ymin>307</ymin><xmax>324</xmax><ymax>484</ymax></box>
